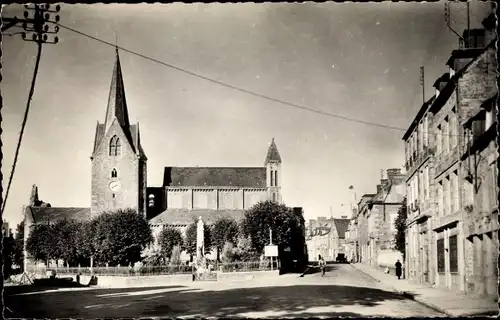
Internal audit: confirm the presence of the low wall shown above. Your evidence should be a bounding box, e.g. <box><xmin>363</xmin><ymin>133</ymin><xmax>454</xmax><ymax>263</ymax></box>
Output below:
<box><xmin>68</xmin><ymin>270</ymin><xmax>281</xmax><ymax>288</ymax></box>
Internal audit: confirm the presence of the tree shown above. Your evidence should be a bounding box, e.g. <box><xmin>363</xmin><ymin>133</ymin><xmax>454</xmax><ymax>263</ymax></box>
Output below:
<box><xmin>51</xmin><ymin>218</ymin><xmax>81</xmax><ymax>266</ymax></box>
<box><xmin>394</xmin><ymin>197</ymin><xmax>408</xmax><ymax>260</ymax></box>
<box><xmin>234</xmin><ymin>235</ymin><xmax>259</xmax><ymax>262</ymax></box>
<box><xmin>3</xmin><ymin>234</ymin><xmax>16</xmax><ymax>278</ymax></box>
<box><xmin>92</xmin><ymin>209</ymin><xmax>153</xmax><ymax>266</ymax></box>
<box><xmin>221</xmin><ymin>242</ymin><xmax>236</xmax><ymax>264</ymax></box>
<box><xmin>184</xmin><ymin>220</ymin><xmax>212</xmax><ymax>257</ymax></box>
<box><xmin>26</xmin><ymin>223</ymin><xmax>55</xmax><ymax>263</ymax></box>
<box><xmin>158</xmin><ymin>227</ymin><xmax>183</xmax><ymax>260</ymax></box>
<box><xmin>241</xmin><ymin>200</ymin><xmax>304</xmax><ymax>254</ymax></box>
<box><xmin>12</xmin><ymin>221</ymin><xmax>25</xmax><ymax>269</ymax></box>
<box><xmin>74</xmin><ymin>219</ymin><xmax>98</xmax><ymax>266</ymax></box>
<box><xmin>211</xmin><ymin>217</ymin><xmax>239</xmax><ymax>261</ymax></box>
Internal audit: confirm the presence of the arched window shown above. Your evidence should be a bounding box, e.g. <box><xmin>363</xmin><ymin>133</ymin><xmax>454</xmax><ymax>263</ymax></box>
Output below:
<box><xmin>270</xmin><ymin>170</ymin><xmax>275</xmax><ymax>186</ymax></box>
<box><xmin>272</xmin><ymin>193</ymin><xmax>276</xmax><ymax>202</ymax></box>
<box><xmin>111</xmin><ymin>168</ymin><xmax>118</xmax><ymax>178</ymax></box>
<box><xmin>109</xmin><ymin>135</ymin><xmax>121</xmax><ymax>156</ymax></box>
<box><xmin>274</xmin><ymin>170</ymin><xmax>278</xmax><ymax>186</ymax></box>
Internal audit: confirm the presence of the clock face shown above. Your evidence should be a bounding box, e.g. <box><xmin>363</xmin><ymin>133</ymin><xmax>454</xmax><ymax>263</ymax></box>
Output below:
<box><xmin>109</xmin><ymin>181</ymin><xmax>121</xmax><ymax>192</ymax></box>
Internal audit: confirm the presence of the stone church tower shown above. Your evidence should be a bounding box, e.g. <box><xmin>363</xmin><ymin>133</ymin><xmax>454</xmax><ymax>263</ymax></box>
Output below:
<box><xmin>90</xmin><ymin>49</ymin><xmax>148</xmax><ymax>216</ymax></box>
<box><xmin>265</xmin><ymin>138</ymin><xmax>282</xmax><ymax>203</ymax></box>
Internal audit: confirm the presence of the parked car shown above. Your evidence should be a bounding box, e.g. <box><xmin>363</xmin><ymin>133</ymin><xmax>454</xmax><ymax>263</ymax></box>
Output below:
<box><xmin>335</xmin><ymin>253</ymin><xmax>348</xmax><ymax>264</ymax></box>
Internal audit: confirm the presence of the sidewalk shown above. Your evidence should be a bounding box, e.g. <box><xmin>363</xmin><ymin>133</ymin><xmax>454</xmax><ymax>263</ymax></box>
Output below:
<box><xmin>351</xmin><ymin>263</ymin><xmax>498</xmax><ymax>317</ymax></box>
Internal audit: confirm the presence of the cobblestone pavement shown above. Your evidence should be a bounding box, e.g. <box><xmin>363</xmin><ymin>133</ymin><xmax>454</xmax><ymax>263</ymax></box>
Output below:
<box><xmin>5</xmin><ymin>264</ymin><xmax>444</xmax><ymax>318</ymax></box>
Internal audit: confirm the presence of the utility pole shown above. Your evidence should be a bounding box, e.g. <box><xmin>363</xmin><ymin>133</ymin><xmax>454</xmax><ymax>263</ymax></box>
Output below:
<box><xmin>1</xmin><ymin>4</ymin><xmax>61</xmax><ymax>216</ymax></box>
<box><xmin>420</xmin><ymin>66</ymin><xmax>425</xmax><ymax>104</ymax></box>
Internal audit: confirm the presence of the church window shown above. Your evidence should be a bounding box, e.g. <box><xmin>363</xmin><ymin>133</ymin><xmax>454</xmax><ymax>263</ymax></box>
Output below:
<box><xmin>109</xmin><ymin>135</ymin><xmax>121</xmax><ymax>156</ymax></box>
<box><xmin>270</xmin><ymin>170</ymin><xmax>274</xmax><ymax>186</ymax></box>
<box><xmin>272</xmin><ymin>193</ymin><xmax>276</xmax><ymax>202</ymax></box>
<box><xmin>274</xmin><ymin>170</ymin><xmax>278</xmax><ymax>186</ymax></box>
<box><xmin>111</xmin><ymin>168</ymin><xmax>118</xmax><ymax>178</ymax></box>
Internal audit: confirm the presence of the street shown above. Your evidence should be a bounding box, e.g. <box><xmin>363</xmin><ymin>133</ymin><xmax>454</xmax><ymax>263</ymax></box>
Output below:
<box><xmin>5</xmin><ymin>264</ymin><xmax>443</xmax><ymax>318</ymax></box>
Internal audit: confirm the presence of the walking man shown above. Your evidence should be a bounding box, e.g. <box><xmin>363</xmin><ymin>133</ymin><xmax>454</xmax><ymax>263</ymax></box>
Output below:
<box><xmin>318</xmin><ymin>255</ymin><xmax>326</xmax><ymax>277</ymax></box>
<box><xmin>395</xmin><ymin>259</ymin><xmax>402</xmax><ymax>280</ymax></box>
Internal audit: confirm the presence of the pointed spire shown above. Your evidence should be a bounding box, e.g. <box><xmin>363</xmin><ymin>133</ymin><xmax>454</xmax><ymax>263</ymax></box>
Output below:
<box><xmin>265</xmin><ymin>138</ymin><xmax>282</xmax><ymax>164</ymax></box>
<box><xmin>104</xmin><ymin>49</ymin><xmax>131</xmax><ymax>133</ymax></box>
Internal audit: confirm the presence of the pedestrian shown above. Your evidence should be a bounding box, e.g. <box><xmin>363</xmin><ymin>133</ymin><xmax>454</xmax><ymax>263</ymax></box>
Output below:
<box><xmin>395</xmin><ymin>259</ymin><xmax>402</xmax><ymax>280</ymax></box>
<box><xmin>318</xmin><ymin>255</ymin><xmax>326</xmax><ymax>277</ymax></box>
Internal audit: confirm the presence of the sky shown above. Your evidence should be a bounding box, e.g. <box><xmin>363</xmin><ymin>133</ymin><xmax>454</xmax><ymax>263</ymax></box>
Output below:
<box><xmin>1</xmin><ymin>1</ymin><xmax>493</xmax><ymax>228</ymax></box>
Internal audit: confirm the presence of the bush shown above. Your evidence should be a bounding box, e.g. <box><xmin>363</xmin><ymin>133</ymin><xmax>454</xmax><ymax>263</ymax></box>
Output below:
<box><xmin>221</xmin><ymin>242</ymin><xmax>236</xmax><ymax>265</ymax></box>
<box><xmin>170</xmin><ymin>245</ymin><xmax>182</xmax><ymax>266</ymax></box>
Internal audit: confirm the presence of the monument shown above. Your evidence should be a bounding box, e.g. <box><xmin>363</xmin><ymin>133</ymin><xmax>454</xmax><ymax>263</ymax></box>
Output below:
<box><xmin>196</xmin><ymin>216</ymin><xmax>205</xmax><ymax>258</ymax></box>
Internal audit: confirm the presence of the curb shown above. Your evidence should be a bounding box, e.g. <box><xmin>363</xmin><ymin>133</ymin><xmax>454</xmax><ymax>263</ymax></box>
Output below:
<box><xmin>349</xmin><ymin>264</ymin><xmax>447</xmax><ymax>315</ymax></box>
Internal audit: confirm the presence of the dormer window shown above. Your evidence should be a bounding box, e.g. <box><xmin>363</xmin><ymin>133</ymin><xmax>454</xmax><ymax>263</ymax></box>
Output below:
<box><xmin>111</xmin><ymin>168</ymin><xmax>118</xmax><ymax>178</ymax></box>
<box><xmin>109</xmin><ymin>135</ymin><xmax>121</xmax><ymax>156</ymax></box>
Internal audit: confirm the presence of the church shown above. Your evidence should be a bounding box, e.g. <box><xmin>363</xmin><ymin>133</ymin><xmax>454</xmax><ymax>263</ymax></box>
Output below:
<box><xmin>23</xmin><ymin>49</ymin><xmax>283</xmax><ymax>265</ymax></box>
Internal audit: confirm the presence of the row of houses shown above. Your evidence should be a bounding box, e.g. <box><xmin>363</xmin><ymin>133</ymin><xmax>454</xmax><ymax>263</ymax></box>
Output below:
<box><xmin>402</xmin><ymin>13</ymin><xmax>497</xmax><ymax>300</ymax></box>
<box><xmin>344</xmin><ymin>169</ymin><xmax>406</xmax><ymax>266</ymax></box>
<box><xmin>346</xmin><ymin>12</ymin><xmax>498</xmax><ymax>301</ymax></box>
<box><xmin>305</xmin><ymin>216</ymin><xmax>350</xmax><ymax>261</ymax></box>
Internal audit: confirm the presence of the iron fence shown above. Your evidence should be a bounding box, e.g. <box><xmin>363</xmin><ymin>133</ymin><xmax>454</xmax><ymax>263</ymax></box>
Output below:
<box><xmin>25</xmin><ymin>260</ymin><xmax>279</xmax><ymax>277</ymax></box>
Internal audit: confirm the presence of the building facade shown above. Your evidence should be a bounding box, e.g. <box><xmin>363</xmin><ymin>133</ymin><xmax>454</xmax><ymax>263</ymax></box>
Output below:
<box><xmin>23</xmin><ymin>48</ymin><xmax>285</xmax><ymax>267</ymax></box>
<box><xmin>402</xmin><ymin>13</ymin><xmax>497</xmax><ymax>298</ymax></box>
<box><xmin>306</xmin><ymin>216</ymin><xmax>350</xmax><ymax>261</ymax></box>
<box><xmin>357</xmin><ymin>169</ymin><xmax>406</xmax><ymax>268</ymax></box>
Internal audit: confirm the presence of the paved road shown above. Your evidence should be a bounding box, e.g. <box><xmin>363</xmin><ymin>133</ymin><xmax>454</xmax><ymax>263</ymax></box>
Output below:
<box><xmin>5</xmin><ymin>264</ymin><xmax>443</xmax><ymax>318</ymax></box>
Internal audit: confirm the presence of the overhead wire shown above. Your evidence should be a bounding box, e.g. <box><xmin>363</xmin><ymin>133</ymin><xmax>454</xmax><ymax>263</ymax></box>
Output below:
<box><xmin>58</xmin><ymin>22</ymin><xmax>468</xmax><ymax>138</ymax></box>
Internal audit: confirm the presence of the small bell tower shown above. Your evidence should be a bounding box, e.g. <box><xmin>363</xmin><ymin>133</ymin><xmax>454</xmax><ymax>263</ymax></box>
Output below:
<box><xmin>265</xmin><ymin>138</ymin><xmax>282</xmax><ymax>203</ymax></box>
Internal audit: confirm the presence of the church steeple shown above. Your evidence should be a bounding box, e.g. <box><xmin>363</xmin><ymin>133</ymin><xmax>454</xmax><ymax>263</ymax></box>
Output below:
<box><xmin>104</xmin><ymin>48</ymin><xmax>131</xmax><ymax>133</ymax></box>
<box><xmin>265</xmin><ymin>138</ymin><xmax>282</xmax><ymax>165</ymax></box>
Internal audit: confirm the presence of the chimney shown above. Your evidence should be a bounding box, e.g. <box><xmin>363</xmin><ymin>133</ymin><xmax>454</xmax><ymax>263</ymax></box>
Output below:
<box><xmin>387</xmin><ymin>168</ymin><xmax>401</xmax><ymax>178</ymax></box>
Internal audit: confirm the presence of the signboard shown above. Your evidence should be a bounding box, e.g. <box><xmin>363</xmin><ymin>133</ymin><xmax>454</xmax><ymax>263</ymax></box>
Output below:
<box><xmin>264</xmin><ymin>245</ymin><xmax>278</xmax><ymax>257</ymax></box>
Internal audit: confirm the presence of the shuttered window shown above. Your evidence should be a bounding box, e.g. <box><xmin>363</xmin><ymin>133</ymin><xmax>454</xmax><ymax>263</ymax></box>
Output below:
<box><xmin>449</xmin><ymin>235</ymin><xmax>458</xmax><ymax>273</ymax></box>
<box><xmin>437</xmin><ymin>238</ymin><xmax>445</xmax><ymax>273</ymax></box>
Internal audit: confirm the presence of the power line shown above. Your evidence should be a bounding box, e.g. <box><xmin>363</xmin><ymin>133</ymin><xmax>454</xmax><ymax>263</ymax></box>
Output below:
<box><xmin>57</xmin><ymin>23</ymin><xmax>464</xmax><ymax>138</ymax></box>
<box><xmin>58</xmin><ymin>23</ymin><xmax>407</xmax><ymax>132</ymax></box>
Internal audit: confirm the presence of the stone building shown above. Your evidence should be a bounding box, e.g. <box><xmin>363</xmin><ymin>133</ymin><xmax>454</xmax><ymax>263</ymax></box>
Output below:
<box><xmin>402</xmin><ymin>95</ymin><xmax>436</xmax><ymax>284</ymax></box>
<box><xmin>461</xmin><ymin>94</ymin><xmax>498</xmax><ymax>299</ymax></box>
<box><xmin>344</xmin><ymin>218</ymin><xmax>358</xmax><ymax>263</ymax></box>
<box><xmin>402</xmin><ymin>12</ymin><xmax>497</xmax><ymax>297</ymax></box>
<box><xmin>357</xmin><ymin>169</ymin><xmax>406</xmax><ymax>268</ymax></box>
<box><xmin>23</xmin><ymin>48</ymin><xmax>285</xmax><ymax>266</ymax></box>
<box><xmin>306</xmin><ymin>216</ymin><xmax>350</xmax><ymax>261</ymax></box>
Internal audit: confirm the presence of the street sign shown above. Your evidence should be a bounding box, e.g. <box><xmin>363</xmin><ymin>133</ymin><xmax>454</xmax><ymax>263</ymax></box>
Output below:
<box><xmin>264</xmin><ymin>245</ymin><xmax>278</xmax><ymax>257</ymax></box>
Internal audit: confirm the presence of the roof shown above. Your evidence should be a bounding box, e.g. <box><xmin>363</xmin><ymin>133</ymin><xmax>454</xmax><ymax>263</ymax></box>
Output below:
<box><xmin>148</xmin><ymin>209</ymin><xmax>246</xmax><ymax>226</ymax></box>
<box><xmin>27</xmin><ymin>207</ymin><xmax>91</xmax><ymax>224</ymax></box>
<box><xmin>105</xmin><ymin>49</ymin><xmax>131</xmax><ymax>133</ymax></box>
<box><xmin>446</xmin><ymin>47</ymin><xmax>484</xmax><ymax>68</ymax></box>
<box><xmin>402</xmin><ymin>95</ymin><xmax>435</xmax><ymax>141</ymax></box>
<box><xmin>163</xmin><ymin>167</ymin><xmax>267</xmax><ymax>187</ymax></box>
<box><xmin>332</xmin><ymin>218</ymin><xmax>350</xmax><ymax>238</ymax></box>
<box><xmin>265</xmin><ymin>138</ymin><xmax>282</xmax><ymax>164</ymax></box>
<box><xmin>92</xmin><ymin>50</ymin><xmax>146</xmax><ymax>160</ymax></box>
<box><xmin>430</xmin><ymin>41</ymin><xmax>495</xmax><ymax>115</ymax></box>
<box><xmin>432</xmin><ymin>73</ymin><xmax>450</xmax><ymax>89</ymax></box>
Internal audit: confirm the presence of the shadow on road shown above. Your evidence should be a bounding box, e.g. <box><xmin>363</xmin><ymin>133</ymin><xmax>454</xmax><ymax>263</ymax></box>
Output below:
<box><xmin>5</xmin><ymin>283</ymin><xmax>413</xmax><ymax>318</ymax></box>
